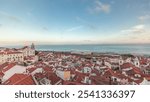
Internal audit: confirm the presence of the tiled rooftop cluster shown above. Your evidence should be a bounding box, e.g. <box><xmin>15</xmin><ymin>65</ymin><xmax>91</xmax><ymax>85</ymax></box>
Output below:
<box><xmin>0</xmin><ymin>46</ymin><xmax>150</xmax><ymax>85</ymax></box>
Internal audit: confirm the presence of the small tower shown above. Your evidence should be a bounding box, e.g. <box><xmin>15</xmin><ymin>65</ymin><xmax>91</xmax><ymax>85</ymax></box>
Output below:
<box><xmin>119</xmin><ymin>56</ymin><xmax>124</xmax><ymax>65</ymax></box>
<box><xmin>31</xmin><ymin>43</ymin><xmax>35</xmax><ymax>49</ymax></box>
<box><xmin>134</xmin><ymin>57</ymin><xmax>140</xmax><ymax>68</ymax></box>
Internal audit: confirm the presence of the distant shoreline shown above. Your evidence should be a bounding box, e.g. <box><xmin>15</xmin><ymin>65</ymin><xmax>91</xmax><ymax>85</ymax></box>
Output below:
<box><xmin>1</xmin><ymin>44</ymin><xmax>150</xmax><ymax>56</ymax></box>
<box><xmin>37</xmin><ymin>50</ymin><xmax>150</xmax><ymax>57</ymax></box>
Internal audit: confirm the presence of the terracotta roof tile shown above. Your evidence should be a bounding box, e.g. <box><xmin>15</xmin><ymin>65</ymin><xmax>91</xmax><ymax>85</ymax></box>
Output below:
<box><xmin>0</xmin><ymin>62</ymin><xmax>9</xmax><ymax>71</ymax></box>
<box><xmin>46</xmin><ymin>72</ymin><xmax>61</xmax><ymax>85</ymax></box>
<box><xmin>2</xmin><ymin>63</ymin><xmax>16</xmax><ymax>72</ymax></box>
<box><xmin>3</xmin><ymin>73</ymin><xmax>36</xmax><ymax>85</ymax></box>
<box><xmin>90</xmin><ymin>75</ymin><xmax>110</xmax><ymax>85</ymax></box>
<box><xmin>120</xmin><ymin>63</ymin><xmax>134</xmax><ymax>69</ymax></box>
<box><xmin>0</xmin><ymin>71</ymin><xmax>4</xmax><ymax>77</ymax></box>
<box><xmin>27</xmin><ymin>67</ymin><xmax>37</xmax><ymax>73</ymax></box>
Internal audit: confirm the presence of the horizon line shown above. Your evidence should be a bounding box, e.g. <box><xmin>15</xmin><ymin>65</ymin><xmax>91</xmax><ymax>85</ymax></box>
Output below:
<box><xmin>1</xmin><ymin>43</ymin><xmax>150</xmax><ymax>47</ymax></box>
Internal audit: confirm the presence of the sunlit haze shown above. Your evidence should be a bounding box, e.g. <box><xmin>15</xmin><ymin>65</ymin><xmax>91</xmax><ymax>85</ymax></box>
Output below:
<box><xmin>0</xmin><ymin>0</ymin><xmax>150</xmax><ymax>46</ymax></box>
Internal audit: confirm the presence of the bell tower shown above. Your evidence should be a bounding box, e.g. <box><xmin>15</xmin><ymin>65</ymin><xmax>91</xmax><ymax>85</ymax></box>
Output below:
<box><xmin>31</xmin><ymin>43</ymin><xmax>35</xmax><ymax>49</ymax></box>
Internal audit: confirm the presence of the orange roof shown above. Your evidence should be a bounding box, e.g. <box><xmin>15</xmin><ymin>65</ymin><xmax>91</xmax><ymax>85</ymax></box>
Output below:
<box><xmin>47</xmin><ymin>73</ymin><xmax>62</xmax><ymax>85</ymax></box>
<box><xmin>0</xmin><ymin>52</ymin><xmax>4</xmax><ymax>54</ymax></box>
<box><xmin>120</xmin><ymin>63</ymin><xmax>134</xmax><ymax>69</ymax></box>
<box><xmin>34</xmin><ymin>73</ymin><xmax>45</xmax><ymax>80</ymax></box>
<box><xmin>132</xmin><ymin>67</ymin><xmax>143</xmax><ymax>75</ymax></box>
<box><xmin>34</xmin><ymin>72</ymin><xmax>62</xmax><ymax>85</ymax></box>
<box><xmin>2</xmin><ymin>63</ymin><xmax>16</xmax><ymax>72</ymax></box>
<box><xmin>140</xmin><ymin>58</ymin><xmax>147</xmax><ymax>65</ymax></box>
<box><xmin>0</xmin><ymin>51</ymin><xmax>22</xmax><ymax>54</ymax></box>
<box><xmin>0</xmin><ymin>71</ymin><xmax>4</xmax><ymax>77</ymax></box>
<box><xmin>103</xmin><ymin>68</ymin><xmax>115</xmax><ymax>77</ymax></box>
<box><xmin>145</xmin><ymin>76</ymin><xmax>150</xmax><ymax>81</ymax></box>
<box><xmin>90</xmin><ymin>75</ymin><xmax>110</xmax><ymax>85</ymax></box>
<box><xmin>43</xmin><ymin>67</ymin><xmax>53</xmax><ymax>72</ymax></box>
<box><xmin>27</xmin><ymin>67</ymin><xmax>37</xmax><ymax>73</ymax></box>
<box><xmin>3</xmin><ymin>73</ymin><xmax>36</xmax><ymax>85</ymax></box>
<box><xmin>6</xmin><ymin>51</ymin><xmax>22</xmax><ymax>54</ymax></box>
<box><xmin>0</xmin><ymin>62</ymin><xmax>9</xmax><ymax>71</ymax></box>
<box><xmin>133</xmin><ymin>78</ymin><xmax>144</xmax><ymax>84</ymax></box>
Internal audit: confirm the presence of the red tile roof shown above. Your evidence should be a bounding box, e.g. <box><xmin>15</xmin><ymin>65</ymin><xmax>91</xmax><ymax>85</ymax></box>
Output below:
<box><xmin>132</xmin><ymin>67</ymin><xmax>143</xmax><ymax>75</ymax></box>
<box><xmin>0</xmin><ymin>62</ymin><xmax>9</xmax><ymax>71</ymax></box>
<box><xmin>0</xmin><ymin>71</ymin><xmax>4</xmax><ymax>77</ymax></box>
<box><xmin>0</xmin><ymin>52</ymin><xmax>4</xmax><ymax>54</ymax></box>
<box><xmin>0</xmin><ymin>51</ymin><xmax>22</xmax><ymax>54</ymax></box>
<box><xmin>6</xmin><ymin>51</ymin><xmax>22</xmax><ymax>54</ymax></box>
<box><xmin>3</xmin><ymin>73</ymin><xmax>36</xmax><ymax>85</ymax></box>
<box><xmin>103</xmin><ymin>68</ymin><xmax>115</xmax><ymax>77</ymax></box>
<box><xmin>145</xmin><ymin>76</ymin><xmax>150</xmax><ymax>81</ymax></box>
<box><xmin>120</xmin><ymin>63</ymin><xmax>133</xmax><ymax>69</ymax></box>
<box><xmin>34</xmin><ymin>73</ymin><xmax>45</xmax><ymax>80</ymax></box>
<box><xmin>34</xmin><ymin>72</ymin><xmax>62</xmax><ymax>85</ymax></box>
<box><xmin>90</xmin><ymin>75</ymin><xmax>110</xmax><ymax>85</ymax></box>
<box><xmin>140</xmin><ymin>57</ymin><xmax>148</xmax><ymax>65</ymax></box>
<box><xmin>91</xmin><ymin>69</ymin><xmax>101</xmax><ymax>76</ymax></box>
<box><xmin>43</xmin><ymin>67</ymin><xmax>53</xmax><ymax>72</ymax></box>
<box><xmin>46</xmin><ymin>72</ymin><xmax>62</xmax><ymax>85</ymax></box>
<box><xmin>27</xmin><ymin>67</ymin><xmax>37</xmax><ymax>73</ymax></box>
<box><xmin>133</xmin><ymin>78</ymin><xmax>144</xmax><ymax>84</ymax></box>
<box><xmin>2</xmin><ymin>63</ymin><xmax>16</xmax><ymax>72</ymax></box>
<box><xmin>72</xmin><ymin>71</ymin><xmax>90</xmax><ymax>83</ymax></box>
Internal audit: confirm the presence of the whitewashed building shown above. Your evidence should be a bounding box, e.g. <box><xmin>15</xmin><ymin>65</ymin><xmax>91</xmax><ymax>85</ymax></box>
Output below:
<box><xmin>0</xmin><ymin>43</ymin><xmax>35</xmax><ymax>64</ymax></box>
<box><xmin>0</xmin><ymin>52</ymin><xmax>23</xmax><ymax>64</ymax></box>
<box><xmin>20</xmin><ymin>44</ymin><xmax>35</xmax><ymax>57</ymax></box>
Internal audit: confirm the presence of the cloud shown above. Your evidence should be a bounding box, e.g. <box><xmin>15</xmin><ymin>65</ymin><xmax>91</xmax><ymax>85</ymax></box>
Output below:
<box><xmin>120</xmin><ymin>24</ymin><xmax>150</xmax><ymax>43</ymax></box>
<box><xmin>89</xmin><ymin>0</ymin><xmax>111</xmax><ymax>14</ymax></box>
<box><xmin>121</xmin><ymin>25</ymin><xmax>146</xmax><ymax>34</ymax></box>
<box><xmin>66</xmin><ymin>25</ymin><xmax>83</xmax><ymax>32</ymax></box>
<box><xmin>138</xmin><ymin>15</ymin><xmax>150</xmax><ymax>21</ymax></box>
<box><xmin>0</xmin><ymin>11</ymin><xmax>21</xmax><ymax>22</ymax></box>
<box><xmin>83</xmin><ymin>40</ymin><xmax>93</xmax><ymax>42</ymax></box>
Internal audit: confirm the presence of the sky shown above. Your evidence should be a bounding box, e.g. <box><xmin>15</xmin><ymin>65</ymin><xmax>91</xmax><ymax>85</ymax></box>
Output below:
<box><xmin>0</xmin><ymin>0</ymin><xmax>150</xmax><ymax>45</ymax></box>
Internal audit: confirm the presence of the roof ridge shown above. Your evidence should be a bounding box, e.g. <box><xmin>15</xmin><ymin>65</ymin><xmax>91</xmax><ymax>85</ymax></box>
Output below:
<box><xmin>13</xmin><ymin>74</ymin><xmax>30</xmax><ymax>85</ymax></box>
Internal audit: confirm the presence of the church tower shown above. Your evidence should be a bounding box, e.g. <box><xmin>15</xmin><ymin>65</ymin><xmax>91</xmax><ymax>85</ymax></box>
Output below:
<box><xmin>134</xmin><ymin>57</ymin><xmax>140</xmax><ymax>68</ymax></box>
<box><xmin>31</xmin><ymin>43</ymin><xmax>35</xmax><ymax>49</ymax></box>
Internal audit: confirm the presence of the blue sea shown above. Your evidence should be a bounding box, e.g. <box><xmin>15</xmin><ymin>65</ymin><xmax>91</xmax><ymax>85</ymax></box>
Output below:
<box><xmin>5</xmin><ymin>44</ymin><xmax>150</xmax><ymax>55</ymax></box>
<box><xmin>36</xmin><ymin>44</ymin><xmax>150</xmax><ymax>55</ymax></box>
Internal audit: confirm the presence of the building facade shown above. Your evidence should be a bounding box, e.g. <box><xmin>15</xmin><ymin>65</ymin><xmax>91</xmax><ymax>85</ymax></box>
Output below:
<box><xmin>0</xmin><ymin>43</ymin><xmax>35</xmax><ymax>64</ymax></box>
